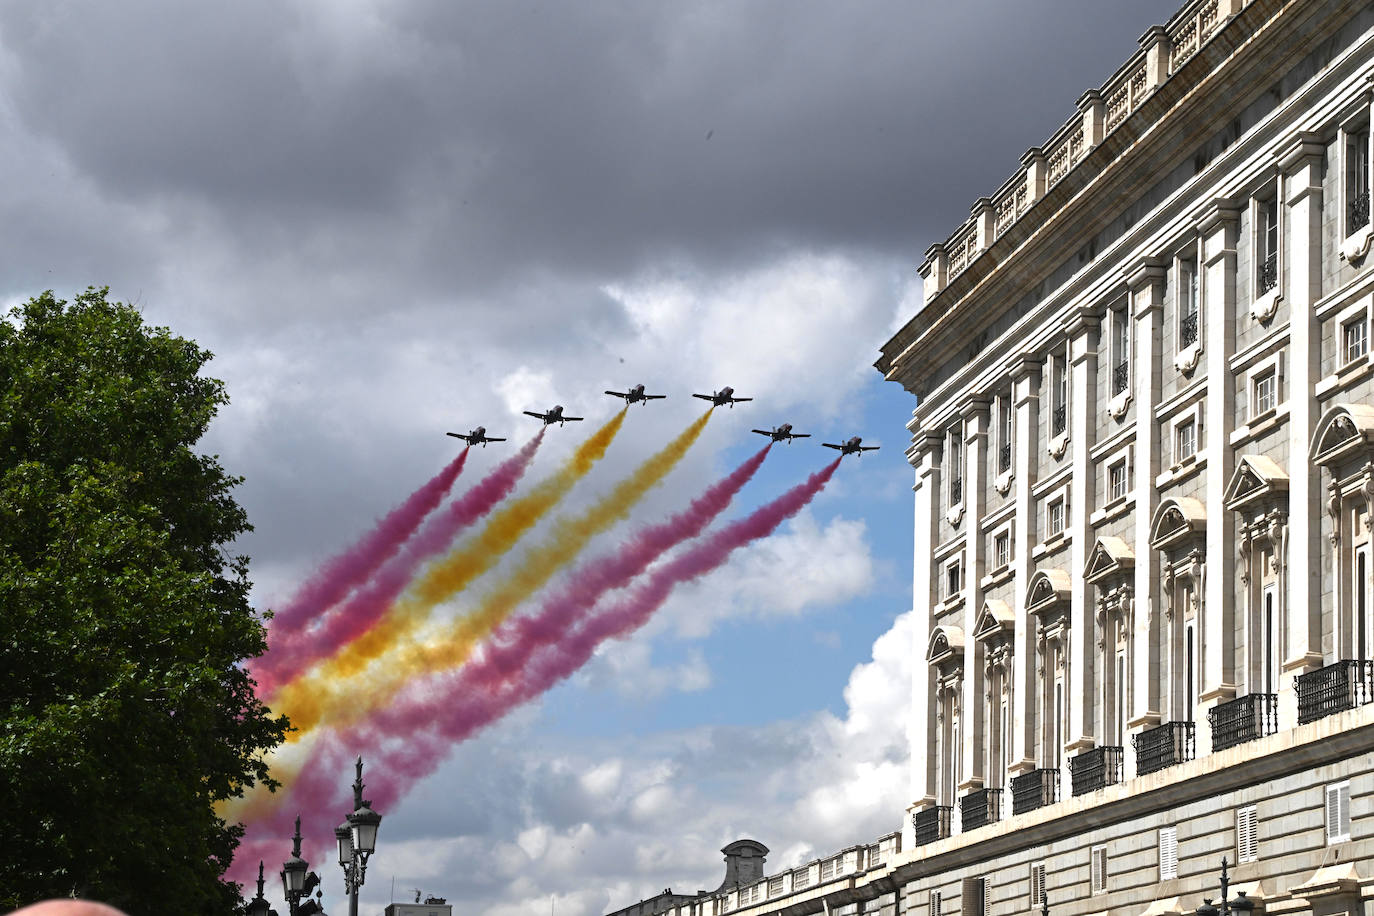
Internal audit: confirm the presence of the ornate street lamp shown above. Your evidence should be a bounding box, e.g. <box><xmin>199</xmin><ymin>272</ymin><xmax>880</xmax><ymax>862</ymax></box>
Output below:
<box><xmin>246</xmin><ymin>862</ymin><xmax>278</xmax><ymax>916</ymax></box>
<box><xmin>281</xmin><ymin>815</ymin><xmax>324</xmax><ymax>916</ymax></box>
<box><xmin>1040</xmin><ymin>889</ymin><xmax>1049</xmax><ymax>916</ymax></box>
<box><xmin>1195</xmin><ymin>857</ymin><xmax>1254</xmax><ymax>916</ymax></box>
<box><xmin>339</xmin><ymin>756</ymin><xmax>383</xmax><ymax>916</ymax></box>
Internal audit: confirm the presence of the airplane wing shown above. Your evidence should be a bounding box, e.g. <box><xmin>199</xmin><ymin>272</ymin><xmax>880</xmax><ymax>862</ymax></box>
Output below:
<box><xmin>523</xmin><ymin>411</ymin><xmax>546</xmax><ymax>420</ymax></box>
<box><xmin>446</xmin><ymin>432</ymin><xmax>468</xmax><ymax>440</ymax></box>
<box><xmin>604</xmin><ymin>390</ymin><xmax>626</xmax><ymax>398</ymax></box>
<box><xmin>793</xmin><ymin>433</ymin><xmax>812</xmax><ymax>438</ymax></box>
<box><xmin>860</xmin><ymin>445</ymin><xmax>880</xmax><ymax>451</ymax></box>
<box><xmin>646</xmin><ymin>394</ymin><xmax>667</xmax><ymax>400</ymax></box>
<box><xmin>732</xmin><ymin>397</ymin><xmax>754</xmax><ymax>403</ymax></box>
<box><xmin>751</xmin><ymin>429</ymin><xmax>771</xmax><ymax>436</ymax></box>
<box><xmin>692</xmin><ymin>393</ymin><xmax>713</xmax><ymax>401</ymax></box>
<box><xmin>822</xmin><ymin>443</ymin><xmax>842</xmax><ymax>450</ymax></box>
<box><xmin>488</xmin><ymin>437</ymin><xmax>507</xmax><ymax>442</ymax></box>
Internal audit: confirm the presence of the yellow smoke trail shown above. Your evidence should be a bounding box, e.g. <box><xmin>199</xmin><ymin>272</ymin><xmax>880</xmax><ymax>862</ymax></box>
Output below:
<box><xmin>277</xmin><ymin>409</ymin><xmax>711</xmax><ymax>741</ymax></box>
<box><xmin>269</xmin><ymin>409</ymin><xmax>627</xmax><ymax>736</ymax></box>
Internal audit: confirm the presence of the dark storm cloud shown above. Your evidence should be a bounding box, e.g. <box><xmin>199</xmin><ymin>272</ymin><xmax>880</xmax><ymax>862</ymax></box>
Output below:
<box><xmin>0</xmin><ymin>0</ymin><xmax>1181</xmax><ymax>303</ymax></box>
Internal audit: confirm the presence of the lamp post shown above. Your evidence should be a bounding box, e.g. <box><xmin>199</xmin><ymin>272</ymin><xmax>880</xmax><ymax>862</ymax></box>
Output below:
<box><xmin>1040</xmin><ymin>889</ymin><xmax>1049</xmax><ymax>916</ymax></box>
<box><xmin>336</xmin><ymin>756</ymin><xmax>383</xmax><ymax>916</ymax></box>
<box><xmin>281</xmin><ymin>815</ymin><xmax>324</xmax><ymax>916</ymax></box>
<box><xmin>1194</xmin><ymin>857</ymin><xmax>1255</xmax><ymax>916</ymax></box>
<box><xmin>246</xmin><ymin>862</ymin><xmax>278</xmax><ymax>916</ymax></box>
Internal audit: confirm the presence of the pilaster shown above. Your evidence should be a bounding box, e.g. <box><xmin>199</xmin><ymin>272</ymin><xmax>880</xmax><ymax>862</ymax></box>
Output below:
<box><xmin>907</xmin><ymin>428</ymin><xmax>943</xmax><ymax>830</ymax></box>
<box><xmin>958</xmin><ymin>400</ymin><xmax>990</xmax><ymax>792</ymax></box>
<box><xmin>1009</xmin><ymin>357</ymin><xmax>1042</xmax><ymax>776</ymax></box>
<box><xmin>1066</xmin><ymin>308</ymin><xmax>1098</xmax><ymax>754</ymax></box>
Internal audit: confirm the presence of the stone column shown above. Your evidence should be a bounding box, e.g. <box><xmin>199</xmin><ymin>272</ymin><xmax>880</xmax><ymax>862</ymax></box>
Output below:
<box><xmin>1280</xmin><ymin>133</ymin><xmax>1327</xmax><ymax>724</ymax></box>
<box><xmin>1128</xmin><ymin>260</ymin><xmax>1167</xmax><ymax>757</ymax></box>
<box><xmin>904</xmin><ymin>427</ymin><xmax>942</xmax><ymax>843</ymax></box>
<box><xmin>959</xmin><ymin>401</ymin><xmax>991</xmax><ymax>793</ymax></box>
<box><xmin>1066</xmin><ymin>308</ymin><xmax>1099</xmax><ymax>755</ymax></box>
<box><xmin>1009</xmin><ymin>358</ymin><xmax>1042</xmax><ymax>776</ymax></box>
<box><xmin>1199</xmin><ymin>200</ymin><xmax>1241</xmax><ymax>740</ymax></box>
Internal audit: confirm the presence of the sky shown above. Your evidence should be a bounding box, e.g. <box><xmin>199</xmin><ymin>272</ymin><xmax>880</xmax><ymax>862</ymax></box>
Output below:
<box><xmin>0</xmin><ymin>2</ymin><xmax>1182</xmax><ymax>914</ymax></box>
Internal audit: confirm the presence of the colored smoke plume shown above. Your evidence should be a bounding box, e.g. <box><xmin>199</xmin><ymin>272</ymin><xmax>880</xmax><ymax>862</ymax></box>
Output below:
<box><xmin>253</xmin><ymin>433</ymin><xmax>544</xmax><ymax>696</ymax></box>
<box><xmin>243</xmin><ymin>455</ymin><xmax>839</xmax><ymax>842</ymax></box>
<box><xmin>269</xmin><ymin>410</ymin><xmax>627</xmax><ymax>736</ymax></box>
<box><xmin>265</xmin><ymin>449</ymin><xmax>468</xmax><ymax>645</ymax></box>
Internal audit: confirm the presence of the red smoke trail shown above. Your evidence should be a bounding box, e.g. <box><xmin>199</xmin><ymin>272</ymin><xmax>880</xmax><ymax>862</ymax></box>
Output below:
<box><xmin>254</xmin><ymin>431</ymin><xmax>544</xmax><ymax>696</ymax></box>
<box><xmin>241</xmin><ymin>455</ymin><xmax>842</xmax><ymax>844</ymax></box>
<box><xmin>266</xmin><ymin>449</ymin><xmax>469</xmax><ymax>645</ymax></box>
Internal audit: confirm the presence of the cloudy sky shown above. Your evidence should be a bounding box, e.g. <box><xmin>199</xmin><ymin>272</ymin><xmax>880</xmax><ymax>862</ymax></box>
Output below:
<box><xmin>0</xmin><ymin>2</ymin><xmax>1182</xmax><ymax>913</ymax></box>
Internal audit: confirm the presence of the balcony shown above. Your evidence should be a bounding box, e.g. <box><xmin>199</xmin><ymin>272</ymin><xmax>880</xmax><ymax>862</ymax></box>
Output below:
<box><xmin>1296</xmin><ymin>659</ymin><xmax>1374</xmax><ymax>724</ymax></box>
<box><xmin>1208</xmin><ymin>693</ymin><xmax>1277</xmax><ymax>751</ymax></box>
<box><xmin>1111</xmin><ymin>361</ymin><xmax>1129</xmax><ymax>396</ymax></box>
<box><xmin>1258</xmin><ymin>256</ymin><xmax>1278</xmax><ymax>295</ymax></box>
<box><xmin>1052</xmin><ymin>404</ymin><xmax>1067</xmax><ymax>436</ymax></box>
<box><xmin>1069</xmin><ymin>745</ymin><xmax>1123</xmax><ymax>796</ymax></box>
<box><xmin>1351</xmin><ymin>189</ymin><xmax>1371</xmax><ymax>233</ymax></box>
<box><xmin>1010</xmin><ymin>769</ymin><xmax>1058</xmax><ymax>815</ymax></box>
<box><xmin>911</xmin><ymin>805</ymin><xmax>952</xmax><ymax>846</ymax></box>
<box><xmin>1133</xmin><ymin>721</ymin><xmax>1195</xmax><ymax>776</ymax></box>
<box><xmin>998</xmin><ymin>442</ymin><xmax>1012</xmax><ymax>473</ymax></box>
<box><xmin>960</xmin><ymin>787</ymin><xmax>1002</xmax><ymax>832</ymax></box>
<box><xmin>1179</xmin><ymin>310</ymin><xmax>1199</xmax><ymax>348</ymax></box>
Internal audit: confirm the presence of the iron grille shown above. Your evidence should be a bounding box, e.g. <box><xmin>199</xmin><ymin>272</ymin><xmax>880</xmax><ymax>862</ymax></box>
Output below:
<box><xmin>1296</xmin><ymin>659</ymin><xmax>1374</xmax><ymax>724</ymax></box>
<box><xmin>1052</xmin><ymin>404</ymin><xmax>1067</xmax><ymax>436</ymax></box>
<box><xmin>1111</xmin><ymin>361</ymin><xmax>1129</xmax><ymax>395</ymax></box>
<box><xmin>998</xmin><ymin>442</ymin><xmax>1012</xmax><ymax>473</ymax></box>
<box><xmin>911</xmin><ymin>805</ymin><xmax>952</xmax><ymax>846</ymax></box>
<box><xmin>1179</xmin><ymin>311</ymin><xmax>1199</xmax><ymax>348</ymax></box>
<box><xmin>1208</xmin><ymin>693</ymin><xmax>1277</xmax><ymax>751</ymax></box>
<box><xmin>1010</xmin><ymin>769</ymin><xmax>1058</xmax><ymax>815</ymax></box>
<box><xmin>1069</xmin><ymin>745</ymin><xmax>1123</xmax><ymax>796</ymax></box>
<box><xmin>1352</xmin><ymin>190</ymin><xmax>1371</xmax><ymax>233</ymax></box>
<box><xmin>1133</xmin><ymin>721</ymin><xmax>1195</xmax><ymax>776</ymax></box>
<box><xmin>960</xmin><ymin>788</ymin><xmax>1001</xmax><ymax>832</ymax></box>
<box><xmin>1258</xmin><ymin>257</ymin><xmax>1278</xmax><ymax>295</ymax></box>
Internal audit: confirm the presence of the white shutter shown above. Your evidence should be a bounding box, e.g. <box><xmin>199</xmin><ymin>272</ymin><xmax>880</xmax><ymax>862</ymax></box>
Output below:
<box><xmin>1159</xmin><ymin>827</ymin><xmax>1178</xmax><ymax>880</ymax></box>
<box><xmin>1029</xmin><ymin>863</ymin><xmax>1046</xmax><ymax>908</ymax></box>
<box><xmin>1326</xmin><ymin>782</ymin><xmax>1352</xmax><ymax>842</ymax></box>
<box><xmin>1091</xmin><ymin>845</ymin><xmax>1108</xmax><ymax>893</ymax></box>
<box><xmin>1237</xmin><ymin>806</ymin><xmax>1259</xmax><ymax>862</ymax></box>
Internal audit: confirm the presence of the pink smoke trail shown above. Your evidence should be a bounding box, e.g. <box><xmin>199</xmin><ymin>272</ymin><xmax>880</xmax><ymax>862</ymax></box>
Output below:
<box><xmin>254</xmin><ymin>431</ymin><xmax>545</xmax><ymax>696</ymax></box>
<box><xmin>249</xmin><ymin>456</ymin><xmax>843</xmax><ymax>839</ymax></box>
<box><xmin>266</xmin><ymin>449</ymin><xmax>469</xmax><ymax>644</ymax></box>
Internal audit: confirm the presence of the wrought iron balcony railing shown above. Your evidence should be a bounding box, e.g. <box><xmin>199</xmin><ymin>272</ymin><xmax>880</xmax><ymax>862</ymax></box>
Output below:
<box><xmin>1208</xmin><ymin>693</ymin><xmax>1277</xmax><ymax>751</ymax></box>
<box><xmin>1258</xmin><ymin>257</ymin><xmax>1278</xmax><ymax>295</ymax></box>
<box><xmin>1052</xmin><ymin>404</ymin><xmax>1067</xmax><ymax>436</ymax></box>
<box><xmin>1069</xmin><ymin>745</ymin><xmax>1123</xmax><ymax>796</ymax></box>
<box><xmin>911</xmin><ymin>805</ymin><xmax>952</xmax><ymax>846</ymax></box>
<box><xmin>1010</xmin><ymin>769</ymin><xmax>1058</xmax><ymax>815</ymax></box>
<box><xmin>1133</xmin><ymin>721</ymin><xmax>1195</xmax><ymax>776</ymax></box>
<box><xmin>1112</xmin><ymin>361</ymin><xmax>1129</xmax><ymax>395</ymax></box>
<box><xmin>1179</xmin><ymin>310</ymin><xmax>1199</xmax><ymax>348</ymax></box>
<box><xmin>998</xmin><ymin>442</ymin><xmax>1012</xmax><ymax>473</ymax></box>
<box><xmin>1296</xmin><ymin>659</ymin><xmax>1374</xmax><ymax>724</ymax></box>
<box><xmin>960</xmin><ymin>787</ymin><xmax>1002</xmax><ymax>832</ymax></box>
<box><xmin>1351</xmin><ymin>189</ymin><xmax>1371</xmax><ymax>233</ymax></box>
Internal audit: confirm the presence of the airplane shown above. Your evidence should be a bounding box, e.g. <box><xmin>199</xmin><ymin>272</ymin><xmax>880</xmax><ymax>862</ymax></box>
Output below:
<box><xmin>446</xmin><ymin>426</ymin><xmax>506</xmax><ymax>447</ymax></box>
<box><xmin>692</xmin><ymin>386</ymin><xmax>753</xmax><ymax>408</ymax></box>
<box><xmin>523</xmin><ymin>405</ymin><xmax>584</xmax><ymax>426</ymax></box>
<box><xmin>605</xmin><ymin>384</ymin><xmax>667</xmax><ymax>406</ymax></box>
<box><xmin>751</xmin><ymin>423</ymin><xmax>810</xmax><ymax>444</ymax></box>
<box><xmin>822</xmin><ymin>436</ymin><xmax>880</xmax><ymax>457</ymax></box>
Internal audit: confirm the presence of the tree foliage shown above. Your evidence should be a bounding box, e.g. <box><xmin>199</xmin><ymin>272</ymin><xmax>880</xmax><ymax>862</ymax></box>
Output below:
<box><xmin>0</xmin><ymin>289</ymin><xmax>288</xmax><ymax>914</ymax></box>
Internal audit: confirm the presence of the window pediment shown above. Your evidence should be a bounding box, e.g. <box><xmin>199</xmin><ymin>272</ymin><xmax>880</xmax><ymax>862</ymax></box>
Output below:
<box><xmin>927</xmin><ymin>625</ymin><xmax>965</xmax><ymax>665</ymax></box>
<box><xmin>1084</xmin><ymin>536</ymin><xmax>1135</xmax><ymax>585</ymax></box>
<box><xmin>1223</xmin><ymin>455</ymin><xmax>1290</xmax><ymax>512</ymax></box>
<box><xmin>1150</xmin><ymin>497</ymin><xmax>1206</xmax><ymax>551</ymax></box>
<box><xmin>1026</xmin><ymin>568</ymin><xmax>1072</xmax><ymax>616</ymax></box>
<box><xmin>1310</xmin><ymin>404</ymin><xmax>1374</xmax><ymax>466</ymax></box>
<box><xmin>973</xmin><ymin>600</ymin><xmax>1014</xmax><ymax>643</ymax></box>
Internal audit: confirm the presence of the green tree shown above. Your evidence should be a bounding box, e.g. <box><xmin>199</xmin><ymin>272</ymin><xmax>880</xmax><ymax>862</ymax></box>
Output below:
<box><xmin>0</xmin><ymin>289</ymin><xmax>288</xmax><ymax>914</ymax></box>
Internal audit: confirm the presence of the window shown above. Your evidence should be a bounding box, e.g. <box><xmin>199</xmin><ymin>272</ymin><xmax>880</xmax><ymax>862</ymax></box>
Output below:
<box><xmin>929</xmin><ymin>890</ymin><xmax>942</xmax><ymax>916</ymax></box>
<box><xmin>1051</xmin><ymin>352</ymin><xmax>1068</xmax><ymax>437</ymax></box>
<box><xmin>1261</xmin><ymin>583</ymin><xmax>1278</xmax><ymax>695</ymax></box>
<box><xmin>994</xmin><ymin>531</ymin><xmax>1011</xmax><ymax>569</ymax></box>
<box><xmin>1237</xmin><ymin>805</ymin><xmax>1259</xmax><ymax>863</ymax></box>
<box><xmin>1176</xmin><ymin>418</ymin><xmax>1196</xmax><ymax>463</ymax></box>
<box><xmin>947</xmin><ymin>425</ymin><xmax>964</xmax><ymax>507</ymax></box>
<box><xmin>946</xmin><ymin>559</ymin><xmax>962</xmax><ymax>600</ymax></box>
<box><xmin>1111</xmin><ymin>305</ymin><xmax>1130</xmax><ymax>397</ymax></box>
<box><xmin>1347</xmin><ymin>122</ymin><xmax>1370</xmax><ymax>236</ymax></box>
<box><xmin>962</xmin><ymin>877</ymin><xmax>987</xmax><ymax>916</ymax></box>
<box><xmin>1029</xmin><ymin>863</ymin><xmax>1046</xmax><ymax>909</ymax></box>
<box><xmin>997</xmin><ymin>393</ymin><xmax>1013</xmax><ymax>473</ymax></box>
<box><xmin>1108</xmin><ymin>459</ymin><xmax>1128</xmax><ymax>502</ymax></box>
<box><xmin>1256</xmin><ymin>193</ymin><xmax>1279</xmax><ymax>296</ymax></box>
<box><xmin>1326</xmin><ymin>782</ymin><xmax>1351</xmax><ymax>844</ymax></box>
<box><xmin>1159</xmin><ymin>827</ymin><xmax>1178</xmax><ymax>880</ymax></box>
<box><xmin>1178</xmin><ymin>254</ymin><xmax>1200</xmax><ymax>348</ymax></box>
<box><xmin>1357</xmin><ymin>542</ymin><xmax>1371</xmax><ymax>661</ymax></box>
<box><xmin>1090</xmin><ymin>845</ymin><xmax>1108</xmax><ymax>894</ymax></box>
<box><xmin>1253</xmin><ymin>370</ymin><xmax>1276</xmax><ymax>418</ymax></box>
<box><xmin>1047</xmin><ymin>498</ymin><xmax>1066</xmax><ymax>537</ymax></box>
<box><xmin>1343</xmin><ymin>315</ymin><xmax>1368</xmax><ymax>365</ymax></box>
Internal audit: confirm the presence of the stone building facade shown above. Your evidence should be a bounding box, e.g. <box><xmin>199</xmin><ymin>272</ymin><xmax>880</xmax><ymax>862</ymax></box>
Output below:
<box><xmin>605</xmin><ymin>1</ymin><xmax>1374</xmax><ymax>915</ymax></box>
